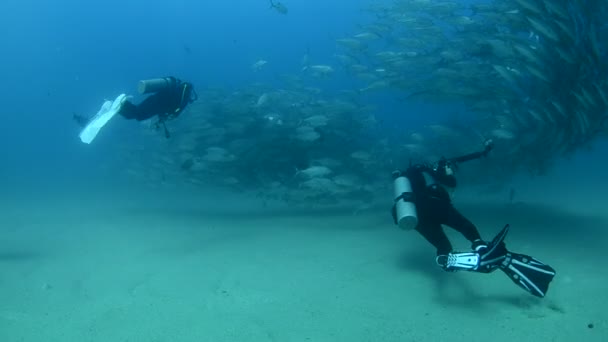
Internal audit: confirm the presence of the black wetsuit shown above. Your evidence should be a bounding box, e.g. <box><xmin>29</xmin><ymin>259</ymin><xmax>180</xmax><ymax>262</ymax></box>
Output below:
<box><xmin>116</xmin><ymin>77</ymin><xmax>196</xmax><ymax>138</ymax></box>
<box><xmin>393</xmin><ymin>145</ymin><xmax>493</xmax><ymax>255</ymax></box>
<box><xmin>402</xmin><ymin>163</ymin><xmax>481</xmax><ymax>255</ymax></box>
<box><xmin>72</xmin><ymin>77</ymin><xmax>196</xmax><ymax>131</ymax></box>
<box><xmin>120</xmin><ymin>77</ymin><xmax>195</xmax><ymax>122</ymax></box>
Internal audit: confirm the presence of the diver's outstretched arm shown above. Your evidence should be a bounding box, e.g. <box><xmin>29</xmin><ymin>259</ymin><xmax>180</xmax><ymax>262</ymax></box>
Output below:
<box><xmin>448</xmin><ymin>139</ymin><xmax>494</xmax><ymax>165</ymax></box>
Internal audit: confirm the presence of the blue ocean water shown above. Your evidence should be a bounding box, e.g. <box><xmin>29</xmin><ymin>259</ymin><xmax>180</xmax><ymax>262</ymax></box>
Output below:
<box><xmin>1</xmin><ymin>0</ymin><xmax>607</xmax><ymax>341</ymax></box>
<box><xmin>0</xmin><ymin>0</ymin><xmax>380</xmax><ymax>186</ymax></box>
<box><xmin>2</xmin><ymin>0</ymin><xmax>604</xmax><ymax>187</ymax></box>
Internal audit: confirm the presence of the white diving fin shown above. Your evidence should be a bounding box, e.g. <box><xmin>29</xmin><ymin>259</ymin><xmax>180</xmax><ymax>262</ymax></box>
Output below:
<box><xmin>79</xmin><ymin>93</ymin><xmax>127</xmax><ymax>144</ymax></box>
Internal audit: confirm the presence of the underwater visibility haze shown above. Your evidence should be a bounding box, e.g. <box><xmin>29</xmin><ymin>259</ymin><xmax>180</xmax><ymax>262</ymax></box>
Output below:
<box><xmin>1</xmin><ymin>0</ymin><xmax>607</xmax><ymax>341</ymax></box>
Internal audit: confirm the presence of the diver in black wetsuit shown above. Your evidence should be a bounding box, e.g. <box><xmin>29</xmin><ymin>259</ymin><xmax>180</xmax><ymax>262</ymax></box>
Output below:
<box><xmin>391</xmin><ymin>140</ymin><xmax>557</xmax><ymax>298</ymax></box>
<box><xmin>120</xmin><ymin>77</ymin><xmax>195</xmax><ymax>121</ymax></box>
<box><xmin>120</xmin><ymin>76</ymin><xmax>197</xmax><ymax>138</ymax></box>
<box><xmin>74</xmin><ymin>76</ymin><xmax>197</xmax><ymax>139</ymax></box>
<box><xmin>392</xmin><ymin>141</ymin><xmax>493</xmax><ymax>257</ymax></box>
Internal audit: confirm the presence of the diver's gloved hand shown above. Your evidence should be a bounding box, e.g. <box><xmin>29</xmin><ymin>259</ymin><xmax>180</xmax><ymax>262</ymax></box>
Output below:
<box><xmin>482</xmin><ymin>139</ymin><xmax>494</xmax><ymax>156</ymax></box>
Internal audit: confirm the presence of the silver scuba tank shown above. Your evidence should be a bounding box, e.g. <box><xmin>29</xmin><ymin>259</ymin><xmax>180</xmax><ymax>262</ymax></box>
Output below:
<box><xmin>392</xmin><ymin>172</ymin><xmax>418</xmax><ymax>230</ymax></box>
<box><xmin>137</xmin><ymin>77</ymin><xmax>177</xmax><ymax>94</ymax></box>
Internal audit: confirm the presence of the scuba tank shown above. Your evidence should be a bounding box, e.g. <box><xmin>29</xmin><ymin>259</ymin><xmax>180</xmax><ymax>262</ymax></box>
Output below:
<box><xmin>392</xmin><ymin>171</ymin><xmax>418</xmax><ymax>230</ymax></box>
<box><xmin>137</xmin><ymin>77</ymin><xmax>177</xmax><ymax>94</ymax></box>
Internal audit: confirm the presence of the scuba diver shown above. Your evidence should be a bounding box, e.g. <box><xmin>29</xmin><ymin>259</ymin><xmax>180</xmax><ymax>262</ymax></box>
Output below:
<box><xmin>391</xmin><ymin>140</ymin><xmax>556</xmax><ymax>298</ymax></box>
<box><xmin>75</xmin><ymin>76</ymin><xmax>197</xmax><ymax>144</ymax></box>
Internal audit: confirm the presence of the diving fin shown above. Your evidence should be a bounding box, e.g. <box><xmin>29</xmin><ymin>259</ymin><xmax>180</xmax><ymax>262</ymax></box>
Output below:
<box><xmin>440</xmin><ymin>224</ymin><xmax>556</xmax><ymax>297</ymax></box>
<box><xmin>436</xmin><ymin>252</ymin><xmax>479</xmax><ymax>271</ymax></box>
<box><xmin>483</xmin><ymin>224</ymin><xmax>556</xmax><ymax>297</ymax></box>
<box><xmin>437</xmin><ymin>225</ymin><xmax>510</xmax><ymax>272</ymax></box>
<box><xmin>79</xmin><ymin>93</ymin><xmax>127</xmax><ymax>144</ymax></box>
<box><xmin>500</xmin><ymin>252</ymin><xmax>556</xmax><ymax>298</ymax></box>
<box><xmin>477</xmin><ymin>224</ymin><xmax>510</xmax><ymax>273</ymax></box>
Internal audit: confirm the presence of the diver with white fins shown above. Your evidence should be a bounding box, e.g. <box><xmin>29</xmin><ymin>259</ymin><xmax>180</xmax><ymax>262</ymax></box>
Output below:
<box><xmin>74</xmin><ymin>76</ymin><xmax>197</xmax><ymax>144</ymax></box>
<box><xmin>391</xmin><ymin>140</ymin><xmax>556</xmax><ymax>298</ymax></box>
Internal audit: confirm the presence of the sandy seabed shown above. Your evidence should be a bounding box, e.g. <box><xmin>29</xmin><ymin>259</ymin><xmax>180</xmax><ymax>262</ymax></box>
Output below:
<box><xmin>1</xmin><ymin>183</ymin><xmax>606</xmax><ymax>342</ymax></box>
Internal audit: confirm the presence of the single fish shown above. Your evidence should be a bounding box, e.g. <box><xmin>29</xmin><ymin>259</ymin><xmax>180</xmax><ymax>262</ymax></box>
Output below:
<box><xmin>296</xmin><ymin>166</ymin><xmax>332</xmax><ymax>178</ymax></box>
<box><xmin>302</xmin><ymin>65</ymin><xmax>334</xmax><ymax>78</ymax></box>
<box><xmin>303</xmin><ymin>115</ymin><xmax>329</xmax><ymax>127</ymax></box>
<box><xmin>252</xmin><ymin>60</ymin><xmax>268</xmax><ymax>71</ymax></box>
<box><xmin>294</xmin><ymin>127</ymin><xmax>321</xmax><ymax>142</ymax></box>
<box><xmin>269</xmin><ymin>0</ymin><xmax>288</xmax><ymax>14</ymax></box>
<box><xmin>255</xmin><ymin>93</ymin><xmax>269</xmax><ymax>107</ymax></box>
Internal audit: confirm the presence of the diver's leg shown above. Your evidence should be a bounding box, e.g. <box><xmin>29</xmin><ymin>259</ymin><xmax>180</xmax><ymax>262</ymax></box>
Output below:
<box><xmin>119</xmin><ymin>96</ymin><xmax>164</xmax><ymax>121</ymax></box>
<box><xmin>428</xmin><ymin>205</ymin><xmax>486</xmax><ymax>271</ymax></box>
<box><xmin>444</xmin><ymin>205</ymin><xmax>482</xmax><ymax>243</ymax></box>
<box><xmin>119</xmin><ymin>101</ymin><xmax>140</xmax><ymax>120</ymax></box>
<box><xmin>415</xmin><ymin>221</ymin><xmax>453</xmax><ymax>256</ymax></box>
<box><xmin>131</xmin><ymin>92</ymin><xmax>171</xmax><ymax>121</ymax></box>
<box><xmin>441</xmin><ymin>215</ymin><xmax>509</xmax><ymax>272</ymax></box>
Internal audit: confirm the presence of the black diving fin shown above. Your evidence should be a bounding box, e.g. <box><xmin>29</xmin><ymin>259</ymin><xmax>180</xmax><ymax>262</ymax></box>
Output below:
<box><xmin>500</xmin><ymin>251</ymin><xmax>556</xmax><ymax>298</ymax></box>
<box><xmin>480</xmin><ymin>224</ymin><xmax>556</xmax><ymax>298</ymax></box>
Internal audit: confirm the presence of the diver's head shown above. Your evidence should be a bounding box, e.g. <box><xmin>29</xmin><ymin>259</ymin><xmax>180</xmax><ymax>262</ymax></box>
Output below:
<box><xmin>483</xmin><ymin>139</ymin><xmax>494</xmax><ymax>156</ymax></box>
<box><xmin>433</xmin><ymin>157</ymin><xmax>454</xmax><ymax>177</ymax></box>
<box><xmin>182</xmin><ymin>82</ymin><xmax>197</xmax><ymax>103</ymax></box>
